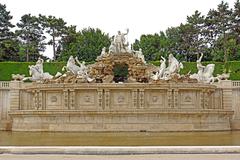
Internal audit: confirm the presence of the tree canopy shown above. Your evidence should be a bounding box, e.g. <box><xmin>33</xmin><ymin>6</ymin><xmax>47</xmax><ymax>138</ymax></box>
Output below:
<box><xmin>0</xmin><ymin>1</ymin><xmax>240</xmax><ymax>63</ymax></box>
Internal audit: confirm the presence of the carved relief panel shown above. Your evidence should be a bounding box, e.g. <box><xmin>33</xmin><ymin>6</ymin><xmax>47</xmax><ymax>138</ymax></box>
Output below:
<box><xmin>179</xmin><ymin>90</ymin><xmax>199</xmax><ymax>109</ymax></box>
<box><xmin>145</xmin><ymin>90</ymin><xmax>166</xmax><ymax>109</ymax></box>
<box><xmin>75</xmin><ymin>90</ymin><xmax>97</xmax><ymax>110</ymax></box>
<box><xmin>110</xmin><ymin>90</ymin><xmax>131</xmax><ymax>110</ymax></box>
<box><xmin>46</xmin><ymin>91</ymin><xmax>63</xmax><ymax>110</ymax></box>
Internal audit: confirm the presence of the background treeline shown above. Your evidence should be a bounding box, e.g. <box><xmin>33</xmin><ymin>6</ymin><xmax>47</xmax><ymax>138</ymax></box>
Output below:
<box><xmin>0</xmin><ymin>0</ymin><xmax>240</xmax><ymax>63</ymax></box>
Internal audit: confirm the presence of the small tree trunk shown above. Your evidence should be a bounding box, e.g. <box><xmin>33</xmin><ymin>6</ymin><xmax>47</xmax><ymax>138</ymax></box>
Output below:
<box><xmin>52</xmin><ymin>29</ymin><xmax>56</xmax><ymax>60</ymax></box>
<box><xmin>52</xmin><ymin>37</ymin><xmax>56</xmax><ymax>60</ymax></box>
<box><xmin>223</xmin><ymin>32</ymin><xmax>227</xmax><ymax>64</ymax></box>
<box><xmin>26</xmin><ymin>48</ymin><xmax>29</xmax><ymax>62</ymax></box>
<box><xmin>26</xmin><ymin>33</ymin><xmax>29</xmax><ymax>62</ymax></box>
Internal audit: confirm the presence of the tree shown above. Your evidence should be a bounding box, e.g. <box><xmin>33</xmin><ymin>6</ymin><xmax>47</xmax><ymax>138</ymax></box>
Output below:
<box><xmin>16</xmin><ymin>14</ymin><xmax>46</xmax><ymax>61</ymax></box>
<box><xmin>132</xmin><ymin>32</ymin><xmax>170</xmax><ymax>61</ymax></box>
<box><xmin>0</xmin><ymin>3</ymin><xmax>19</xmax><ymax>61</ymax></box>
<box><xmin>204</xmin><ymin>1</ymin><xmax>232</xmax><ymax>63</ymax></box>
<box><xmin>186</xmin><ymin>10</ymin><xmax>206</xmax><ymax>60</ymax></box>
<box><xmin>232</xmin><ymin>0</ymin><xmax>240</xmax><ymax>41</ymax></box>
<box><xmin>0</xmin><ymin>39</ymin><xmax>20</xmax><ymax>61</ymax></box>
<box><xmin>164</xmin><ymin>11</ymin><xmax>206</xmax><ymax>62</ymax></box>
<box><xmin>57</xmin><ymin>25</ymin><xmax>77</xmax><ymax>58</ymax></box>
<box><xmin>58</xmin><ymin>27</ymin><xmax>111</xmax><ymax>62</ymax></box>
<box><xmin>39</xmin><ymin>15</ymin><xmax>67</xmax><ymax>60</ymax></box>
<box><xmin>0</xmin><ymin>3</ymin><xmax>14</xmax><ymax>40</ymax></box>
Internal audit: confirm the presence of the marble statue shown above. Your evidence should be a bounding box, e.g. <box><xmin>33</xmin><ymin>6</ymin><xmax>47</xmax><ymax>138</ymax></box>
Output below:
<box><xmin>165</xmin><ymin>54</ymin><xmax>183</xmax><ymax>75</ymax></box>
<box><xmin>97</xmin><ymin>47</ymin><xmax>107</xmax><ymax>60</ymax></box>
<box><xmin>62</xmin><ymin>55</ymin><xmax>79</xmax><ymax>74</ymax></box>
<box><xmin>62</xmin><ymin>56</ymin><xmax>94</xmax><ymax>82</ymax></box>
<box><xmin>114</xmin><ymin>29</ymin><xmax>129</xmax><ymax>53</ymax></box>
<box><xmin>213</xmin><ymin>73</ymin><xmax>230</xmax><ymax>83</ymax></box>
<box><xmin>190</xmin><ymin>53</ymin><xmax>215</xmax><ymax>83</ymax></box>
<box><xmin>109</xmin><ymin>37</ymin><xmax>117</xmax><ymax>54</ymax></box>
<box><xmin>12</xmin><ymin>74</ymin><xmax>25</xmax><ymax>81</ymax></box>
<box><xmin>158</xmin><ymin>56</ymin><xmax>167</xmax><ymax>78</ymax></box>
<box><xmin>158</xmin><ymin>54</ymin><xmax>183</xmax><ymax>80</ymax></box>
<box><xmin>35</xmin><ymin>57</ymin><xmax>44</xmax><ymax>75</ymax></box>
<box><xmin>100</xmin><ymin>47</ymin><xmax>107</xmax><ymax>57</ymax></box>
<box><xmin>151</xmin><ymin>54</ymin><xmax>183</xmax><ymax>80</ymax></box>
<box><xmin>23</xmin><ymin>57</ymin><xmax>53</xmax><ymax>82</ymax></box>
<box><xmin>133</xmin><ymin>48</ymin><xmax>146</xmax><ymax>64</ymax></box>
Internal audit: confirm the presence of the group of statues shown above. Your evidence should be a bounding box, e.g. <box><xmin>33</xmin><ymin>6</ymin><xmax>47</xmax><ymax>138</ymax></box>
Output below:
<box><xmin>23</xmin><ymin>56</ymin><xmax>94</xmax><ymax>83</ymax></box>
<box><xmin>20</xmin><ymin>29</ymin><xmax>229</xmax><ymax>84</ymax></box>
<box><xmin>23</xmin><ymin>53</ymin><xmax>228</xmax><ymax>84</ymax></box>
<box><xmin>110</xmin><ymin>29</ymin><xmax>130</xmax><ymax>53</ymax></box>
<box><xmin>98</xmin><ymin>29</ymin><xmax>146</xmax><ymax>64</ymax></box>
<box><xmin>151</xmin><ymin>54</ymin><xmax>183</xmax><ymax>81</ymax></box>
<box><xmin>151</xmin><ymin>53</ymin><xmax>229</xmax><ymax>83</ymax></box>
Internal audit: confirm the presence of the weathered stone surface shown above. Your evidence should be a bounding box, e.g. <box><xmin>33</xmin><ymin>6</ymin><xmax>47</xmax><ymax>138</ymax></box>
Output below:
<box><xmin>4</xmin><ymin>82</ymin><xmax>233</xmax><ymax>132</ymax></box>
<box><xmin>90</xmin><ymin>53</ymin><xmax>149</xmax><ymax>82</ymax></box>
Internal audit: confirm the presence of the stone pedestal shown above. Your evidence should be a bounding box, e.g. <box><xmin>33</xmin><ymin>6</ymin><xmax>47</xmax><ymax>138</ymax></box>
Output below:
<box><xmin>8</xmin><ymin>82</ymin><xmax>233</xmax><ymax>132</ymax></box>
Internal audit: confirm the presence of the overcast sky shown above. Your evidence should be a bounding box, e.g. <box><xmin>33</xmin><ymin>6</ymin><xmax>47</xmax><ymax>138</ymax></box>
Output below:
<box><xmin>1</xmin><ymin>0</ymin><xmax>236</xmax><ymax>58</ymax></box>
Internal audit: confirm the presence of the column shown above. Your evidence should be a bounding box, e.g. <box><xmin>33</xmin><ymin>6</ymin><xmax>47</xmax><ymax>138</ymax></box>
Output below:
<box><xmin>139</xmin><ymin>89</ymin><xmax>144</xmax><ymax>109</ymax></box>
<box><xmin>104</xmin><ymin>89</ymin><xmax>110</xmax><ymax>110</ymax></box>
<box><xmin>132</xmin><ymin>89</ymin><xmax>138</xmax><ymax>109</ymax></box>
<box><xmin>63</xmin><ymin>89</ymin><xmax>69</xmax><ymax>110</ymax></box>
<box><xmin>173</xmin><ymin>89</ymin><xmax>179</xmax><ymax>108</ymax></box>
<box><xmin>200</xmin><ymin>91</ymin><xmax>204</xmax><ymax>109</ymax></box>
<box><xmin>167</xmin><ymin>89</ymin><xmax>173</xmax><ymax>108</ymax></box>
<box><xmin>38</xmin><ymin>90</ymin><xmax>42</xmax><ymax>110</ymax></box>
<box><xmin>97</xmin><ymin>89</ymin><xmax>103</xmax><ymax>110</ymax></box>
<box><xmin>69</xmin><ymin>89</ymin><xmax>75</xmax><ymax>110</ymax></box>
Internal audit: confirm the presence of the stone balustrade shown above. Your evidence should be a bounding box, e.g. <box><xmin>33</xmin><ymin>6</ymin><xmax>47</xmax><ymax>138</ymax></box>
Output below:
<box><xmin>232</xmin><ymin>81</ymin><xmax>240</xmax><ymax>88</ymax></box>
<box><xmin>0</xmin><ymin>81</ymin><xmax>10</xmax><ymax>89</ymax></box>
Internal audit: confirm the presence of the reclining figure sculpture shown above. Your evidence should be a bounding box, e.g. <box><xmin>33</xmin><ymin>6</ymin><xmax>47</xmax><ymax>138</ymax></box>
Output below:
<box><xmin>23</xmin><ymin>57</ymin><xmax>53</xmax><ymax>82</ymax></box>
<box><xmin>190</xmin><ymin>53</ymin><xmax>215</xmax><ymax>84</ymax></box>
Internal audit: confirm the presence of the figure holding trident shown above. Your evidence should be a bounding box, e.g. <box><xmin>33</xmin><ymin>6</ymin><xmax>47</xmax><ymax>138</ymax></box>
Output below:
<box><xmin>114</xmin><ymin>28</ymin><xmax>129</xmax><ymax>53</ymax></box>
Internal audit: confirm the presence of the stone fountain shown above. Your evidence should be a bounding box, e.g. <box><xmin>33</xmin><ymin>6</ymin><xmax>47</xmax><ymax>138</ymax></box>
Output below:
<box><xmin>8</xmin><ymin>30</ymin><xmax>233</xmax><ymax>132</ymax></box>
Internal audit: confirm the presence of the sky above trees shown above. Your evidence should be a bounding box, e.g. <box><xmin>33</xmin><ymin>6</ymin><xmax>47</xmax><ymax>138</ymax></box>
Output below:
<box><xmin>1</xmin><ymin>0</ymin><xmax>235</xmax><ymax>44</ymax></box>
<box><xmin>0</xmin><ymin>0</ymin><xmax>238</xmax><ymax>62</ymax></box>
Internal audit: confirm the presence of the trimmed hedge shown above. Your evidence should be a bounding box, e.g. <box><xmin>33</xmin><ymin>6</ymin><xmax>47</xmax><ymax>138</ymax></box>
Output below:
<box><xmin>0</xmin><ymin>62</ymin><xmax>65</xmax><ymax>81</ymax></box>
<box><xmin>0</xmin><ymin>61</ymin><xmax>240</xmax><ymax>81</ymax></box>
<box><xmin>150</xmin><ymin>61</ymin><xmax>240</xmax><ymax>80</ymax></box>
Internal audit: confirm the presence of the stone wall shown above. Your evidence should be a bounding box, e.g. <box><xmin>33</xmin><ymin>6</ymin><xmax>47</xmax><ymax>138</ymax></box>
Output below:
<box><xmin>230</xmin><ymin>81</ymin><xmax>240</xmax><ymax>130</ymax></box>
<box><xmin>0</xmin><ymin>81</ymin><xmax>11</xmax><ymax>130</ymax></box>
<box><xmin>1</xmin><ymin>80</ymin><xmax>240</xmax><ymax>132</ymax></box>
<box><xmin>2</xmin><ymin>81</ymin><xmax>233</xmax><ymax>132</ymax></box>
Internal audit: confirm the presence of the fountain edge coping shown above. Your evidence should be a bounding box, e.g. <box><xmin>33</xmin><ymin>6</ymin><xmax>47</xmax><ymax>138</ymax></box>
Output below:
<box><xmin>0</xmin><ymin>146</ymin><xmax>240</xmax><ymax>155</ymax></box>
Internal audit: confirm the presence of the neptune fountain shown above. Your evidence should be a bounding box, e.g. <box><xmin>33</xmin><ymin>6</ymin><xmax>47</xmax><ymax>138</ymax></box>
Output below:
<box><xmin>4</xmin><ymin>30</ymin><xmax>234</xmax><ymax>132</ymax></box>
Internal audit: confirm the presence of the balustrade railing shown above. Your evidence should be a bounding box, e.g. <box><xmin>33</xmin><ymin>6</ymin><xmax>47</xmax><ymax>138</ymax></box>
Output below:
<box><xmin>232</xmin><ymin>81</ymin><xmax>240</xmax><ymax>88</ymax></box>
<box><xmin>0</xmin><ymin>81</ymin><xmax>10</xmax><ymax>89</ymax></box>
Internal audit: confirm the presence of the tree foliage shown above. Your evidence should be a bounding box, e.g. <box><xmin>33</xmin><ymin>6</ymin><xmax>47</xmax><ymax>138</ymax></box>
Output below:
<box><xmin>58</xmin><ymin>27</ymin><xmax>111</xmax><ymax>62</ymax></box>
<box><xmin>16</xmin><ymin>14</ymin><xmax>46</xmax><ymax>61</ymax></box>
<box><xmin>1</xmin><ymin>1</ymin><xmax>240</xmax><ymax>63</ymax></box>
<box><xmin>39</xmin><ymin>15</ymin><xmax>67</xmax><ymax>60</ymax></box>
<box><xmin>0</xmin><ymin>3</ymin><xmax>19</xmax><ymax>61</ymax></box>
<box><xmin>132</xmin><ymin>0</ymin><xmax>240</xmax><ymax>63</ymax></box>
